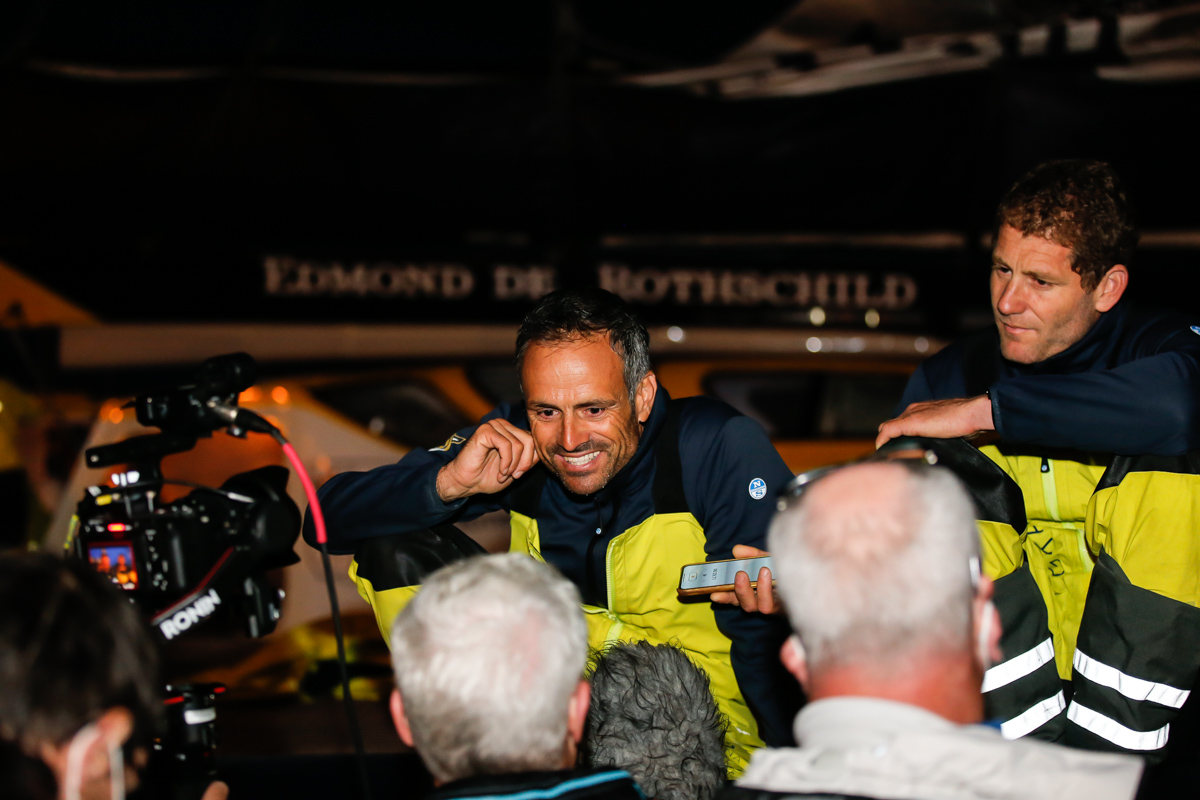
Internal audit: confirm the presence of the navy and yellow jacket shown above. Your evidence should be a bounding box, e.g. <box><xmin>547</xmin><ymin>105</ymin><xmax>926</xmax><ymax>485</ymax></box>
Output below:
<box><xmin>897</xmin><ymin>303</ymin><xmax>1200</xmax><ymax>681</ymax></box>
<box><xmin>898</xmin><ymin>302</ymin><xmax>1200</xmax><ymax>455</ymax></box>
<box><xmin>306</xmin><ymin>388</ymin><xmax>800</xmax><ymax>770</ymax></box>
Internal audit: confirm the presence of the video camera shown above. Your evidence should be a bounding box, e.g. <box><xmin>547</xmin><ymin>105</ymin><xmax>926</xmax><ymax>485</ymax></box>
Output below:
<box><xmin>68</xmin><ymin>353</ymin><xmax>301</xmax><ymax>642</ymax></box>
<box><xmin>62</xmin><ymin>353</ymin><xmax>308</xmax><ymax>800</ymax></box>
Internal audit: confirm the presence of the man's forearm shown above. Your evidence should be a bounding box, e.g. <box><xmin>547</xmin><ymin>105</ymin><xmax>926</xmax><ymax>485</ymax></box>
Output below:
<box><xmin>876</xmin><ymin>394</ymin><xmax>994</xmax><ymax>449</ymax></box>
<box><xmin>992</xmin><ymin>353</ymin><xmax>1200</xmax><ymax>454</ymax></box>
<box><xmin>303</xmin><ymin>455</ymin><xmax>465</xmax><ymax>554</ymax></box>
<box><xmin>435</xmin><ymin>463</ymin><xmax>467</xmax><ymax>503</ymax></box>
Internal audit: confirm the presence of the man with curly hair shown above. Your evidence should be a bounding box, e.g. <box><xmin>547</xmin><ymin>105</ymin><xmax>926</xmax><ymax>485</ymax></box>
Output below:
<box><xmin>583</xmin><ymin>642</ymin><xmax>727</xmax><ymax>800</ymax></box>
<box><xmin>876</xmin><ymin>161</ymin><xmax>1200</xmax><ymax>761</ymax></box>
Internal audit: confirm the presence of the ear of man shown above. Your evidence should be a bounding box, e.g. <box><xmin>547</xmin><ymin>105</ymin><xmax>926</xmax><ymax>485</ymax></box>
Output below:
<box><xmin>1092</xmin><ymin>264</ymin><xmax>1128</xmax><ymax>313</ymax></box>
<box><xmin>972</xmin><ymin>576</ymin><xmax>1003</xmax><ymax>670</ymax></box>
<box><xmin>566</xmin><ymin>679</ymin><xmax>590</xmax><ymax>745</ymax></box>
<box><xmin>389</xmin><ymin>689</ymin><xmax>415</xmax><ymax>749</ymax></box>
<box><xmin>780</xmin><ymin>635</ymin><xmax>810</xmax><ymax>692</ymax></box>
<box><xmin>562</xmin><ymin>680</ymin><xmax>591</xmax><ymax>768</ymax></box>
<box><xmin>40</xmin><ymin>707</ymin><xmax>133</xmax><ymax>787</ymax></box>
<box><xmin>634</xmin><ymin>373</ymin><xmax>658</xmax><ymax>424</ymax></box>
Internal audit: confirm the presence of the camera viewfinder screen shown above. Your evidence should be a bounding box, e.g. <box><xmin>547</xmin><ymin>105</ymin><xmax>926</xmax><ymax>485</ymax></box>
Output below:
<box><xmin>89</xmin><ymin>543</ymin><xmax>138</xmax><ymax>590</ymax></box>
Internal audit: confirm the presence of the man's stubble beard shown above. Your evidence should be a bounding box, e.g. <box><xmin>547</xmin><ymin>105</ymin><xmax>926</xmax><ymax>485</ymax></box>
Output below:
<box><xmin>552</xmin><ymin>450</ymin><xmax>617</xmax><ymax>496</ymax></box>
<box><xmin>548</xmin><ymin>412</ymin><xmax>643</xmax><ymax>497</ymax></box>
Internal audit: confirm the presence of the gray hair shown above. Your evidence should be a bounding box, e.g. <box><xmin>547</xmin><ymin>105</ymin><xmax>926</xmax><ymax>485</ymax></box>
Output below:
<box><xmin>582</xmin><ymin>641</ymin><xmax>727</xmax><ymax>800</ymax></box>
<box><xmin>515</xmin><ymin>288</ymin><xmax>652</xmax><ymax>402</ymax></box>
<box><xmin>769</xmin><ymin>463</ymin><xmax>980</xmax><ymax>672</ymax></box>
<box><xmin>390</xmin><ymin>554</ymin><xmax>588</xmax><ymax>783</ymax></box>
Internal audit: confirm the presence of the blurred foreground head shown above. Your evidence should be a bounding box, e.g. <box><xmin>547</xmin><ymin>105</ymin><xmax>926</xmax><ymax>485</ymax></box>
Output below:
<box><xmin>0</xmin><ymin>553</ymin><xmax>161</xmax><ymax>800</ymax></box>
<box><xmin>583</xmin><ymin>641</ymin><xmax>726</xmax><ymax>800</ymax></box>
<box><xmin>769</xmin><ymin>462</ymin><xmax>996</xmax><ymax>711</ymax></box>
<box><xmin>389</xmin><ymin>554</ymin><xmax>590</xmax><ymax>784</ymax></box>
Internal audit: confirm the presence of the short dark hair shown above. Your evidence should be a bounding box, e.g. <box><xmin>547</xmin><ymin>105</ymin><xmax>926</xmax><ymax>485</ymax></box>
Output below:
<box><xmin>515</xmin><ymin>289</ymin><xmax>651</xmax><ymax>401</ymax></box>
<box><xmin>582</xmin><ymin>641</ymin><xmax>727</xmax><ymax>800</ymax></box>
<box><xmin>996</xmin><ymin>159</ymin><xmax>1139</xmax><ymax>291</ymax></box>
<box><xmin>0</xmin><ymin>554</ymin><xmax>162</xmax><ymax>753</ymax></box>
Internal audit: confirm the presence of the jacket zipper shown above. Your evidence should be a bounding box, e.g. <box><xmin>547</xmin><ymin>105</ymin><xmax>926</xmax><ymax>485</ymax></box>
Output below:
<box><xmin>605</xmin><ymin>540</ymin><xmax>624</xmax><ymax>642</ymax></box>
<box><xmin>583</xmin><ymin>500</ymin><xmax>606</xmax><ymax>607</ymax></box>
<box><xmin>1040</xmin><ymin>456</ymin><xmax>1061</xmax><ymax>521</ymax></box>
<box><xmin>1040</xmin><ymin>455</ymin><xmax>1094</xmax><ymax>572</ymax></box>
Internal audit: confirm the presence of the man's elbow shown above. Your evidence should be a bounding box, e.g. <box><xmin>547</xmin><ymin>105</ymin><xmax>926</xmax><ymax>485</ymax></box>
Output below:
<box><xmin>1145</xmin><ymin>391</ymin><xmax>1200</xmax><ymax>455</ymax></box>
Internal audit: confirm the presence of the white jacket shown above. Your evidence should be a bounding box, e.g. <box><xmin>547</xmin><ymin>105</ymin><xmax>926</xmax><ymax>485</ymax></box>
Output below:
<box><xmin>737</xmin><ymin>697</ymin><xmax>1142</xmax><ymax>800</ymax></box>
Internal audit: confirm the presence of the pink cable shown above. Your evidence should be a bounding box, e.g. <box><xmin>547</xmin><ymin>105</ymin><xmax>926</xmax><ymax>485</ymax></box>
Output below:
<box><xmin>282</xmin><ymin>441</ymin><xmax>326</xmax><ymax>545</ymax></box>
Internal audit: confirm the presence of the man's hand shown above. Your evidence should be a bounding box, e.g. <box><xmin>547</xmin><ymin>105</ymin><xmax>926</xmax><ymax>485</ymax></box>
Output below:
<box><xmin>876</xmin><ymin>395</ymin><xmax>994</xmax><ymax>449</ymax></box>
<box><xmin>711</xmin><ymin>545</ymin><xmax>783</xmax><ymax>615</ymax></box>
<box><xmin>436</xmin><ymin>419</ymin><xmax>540</xmax><ymax>502</ymax></box>
<box><xmin>202</xmin><ymin>781</ymin><xmax>230</xmax><ymax>800</ymax></box>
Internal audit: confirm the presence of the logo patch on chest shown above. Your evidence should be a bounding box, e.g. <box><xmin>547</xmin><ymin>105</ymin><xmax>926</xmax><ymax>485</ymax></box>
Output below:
<box><xmin>1191</xmin><ymin>326</ymin><xmax>1200</xmax><ymax>336</ymax></box>
<box><xmin>748</xmin><ymin>478</ymin><xmax>768</xmax><ymax>500</ymax></box>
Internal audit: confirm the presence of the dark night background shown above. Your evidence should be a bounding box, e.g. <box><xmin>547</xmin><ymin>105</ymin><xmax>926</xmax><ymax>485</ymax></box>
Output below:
<box><xmin>5</xmin><ymin>4</ymin><xmax>1200</xmax><ymax>797</ymax></box>
<box><xmin>2</xmin><ymin>0</ymin><xmax>1199</xmax><ymax>346</ymax></box>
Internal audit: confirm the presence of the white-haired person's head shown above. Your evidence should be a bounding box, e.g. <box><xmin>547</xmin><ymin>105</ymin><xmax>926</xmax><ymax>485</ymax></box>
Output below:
<box><xmin>768</xmin><ymin>461</ymin><xmax>1001</xmax><ymax>718</ymax></box>
<box><xmin>582</xmin><ymin>641</ymin><xmax>726</xmax><ymax>800</ymax></box>
<box><xmin>389</xmin><ymin>553</ymin><xmax>590</xmax><ymax>784</ymax></box>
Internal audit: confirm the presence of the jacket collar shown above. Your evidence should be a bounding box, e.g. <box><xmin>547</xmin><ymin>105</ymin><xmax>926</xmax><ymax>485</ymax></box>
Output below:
<box><xmin>1007</xmin><ymin>300</ymin><xmax>1127</xmax><ymax>376</ymax></box>
<box><xmin>428</xmin><ymin>768</ymin><xmax>634</xmax><ymax>800</ymax></box>
<box><xmin>739</xmin><ymin>695</ymin><xmax>1143</xmax><ymax>800</ymax></box>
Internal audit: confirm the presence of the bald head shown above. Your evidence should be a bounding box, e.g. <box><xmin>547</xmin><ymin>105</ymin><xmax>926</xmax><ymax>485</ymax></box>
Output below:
<box><xmin>798</xmin><ymin>463</ymin><xmax>913</xmax><ymax>565</ymax></box>
<box><xmin>769</xmin><ymin>462</ymin><xmax>981</xmax><ymax>673</ymax></box>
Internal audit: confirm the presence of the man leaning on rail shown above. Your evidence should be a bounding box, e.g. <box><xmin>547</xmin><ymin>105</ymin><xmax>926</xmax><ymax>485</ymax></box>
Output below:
<box><xmin>873</xmin><ymin>160</ymin><xmax>1200</xmax><ymax>760</ymax></box>
<box><xmin>723</xmin><ymin>160</ymin><xmax>1200</xmax><ymax>763</ymax></box>
<box><xmin>304</xmin><ymin>287</ymin><xmax>800</xmax><ymax>774</ymax></box>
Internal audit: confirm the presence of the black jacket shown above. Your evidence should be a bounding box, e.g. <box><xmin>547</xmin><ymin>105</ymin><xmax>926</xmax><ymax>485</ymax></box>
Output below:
<box><xmin>898</xmin><ymin>303</ymin><xmax>1200</xmax><ymax>455</ymax></box>
<box><xmin>427</xmin><ymin>769</ymin><xmax>646</xmax><ymax>800</ymax></box>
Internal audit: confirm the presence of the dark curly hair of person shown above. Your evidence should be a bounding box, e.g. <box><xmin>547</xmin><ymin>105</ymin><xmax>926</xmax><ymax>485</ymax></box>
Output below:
<box><xmin>996</xmin><ymin>159</ymin><xmax>1139</xmax><ymax>291</ymax></box>
<box><xmin>582</xmin><ymin>641</ymin><xmax>727</xmax><ymax>800</ymax></box>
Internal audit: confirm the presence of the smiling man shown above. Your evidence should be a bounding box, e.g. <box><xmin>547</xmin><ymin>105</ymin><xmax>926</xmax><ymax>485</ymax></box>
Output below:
<box><xmin>308</xmin><ymin>288</ymin><xmax>800</xmax><ymax>774</ymax></box>
<box><xmin>876</xmin><ymin>161</ymin><xmax>1200</xmax><ymax>763</ymax></box>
